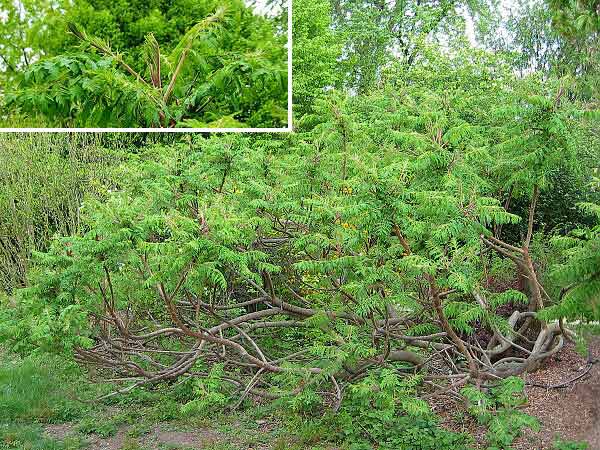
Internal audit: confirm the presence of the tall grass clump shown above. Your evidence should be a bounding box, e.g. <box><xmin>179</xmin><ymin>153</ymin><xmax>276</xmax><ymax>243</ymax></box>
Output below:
<box><xmin>0</xmin><ymin>134</ymin><xmax>120</xmax><ymax>293</ymax></box>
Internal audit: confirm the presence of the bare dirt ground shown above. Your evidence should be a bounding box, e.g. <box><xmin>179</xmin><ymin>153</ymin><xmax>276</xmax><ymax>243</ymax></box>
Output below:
<box><xmin>44</xmin><ymin>417</ymin><xmax>279</xmax><ymax>450</ymax></box>
<box><xmin>45</xmin><ymin>424</ymin><xmax>127</xmax><ymax>450</ymax></box>
<box><xmin>513</xmin><ymin>335</ymin><xmax>600</xmax><ymax>449</ymax></box>
<box><xmin>46</xmin><ymin>424</ymin><xmax>220</xmax><ymax>450</ymax></box>
<box><xmin>45</xmin><ymin>423</ymin><xmax>228</xmax><ymax>449</ymax></box>
<box><xmin>432</xmin><ymin>335</ymin><xmax>600</xmax><ymax>450</ymax></box>
<box><xmin>142</xmin><ymin>425</ymin><xmax>222</xmax><ymax>449</ymax></box>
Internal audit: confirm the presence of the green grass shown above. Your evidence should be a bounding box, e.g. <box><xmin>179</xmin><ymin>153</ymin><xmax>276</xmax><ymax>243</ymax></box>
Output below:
<box><xmin>0</xmin><ymin>349</ymin><xmax>297</xmax><ymax>449</ymax></box>
<box><xmin>0</xmin><ymin>352</ymin><xmax>94</xmax><ymax>449</ymax></box>
<box><xmin>0</xmin><ymin>424</ymin><xmax>84</xmax><ymax>450</ymax></box>
<box><xmin>0</xmin><ymin>354</ymin><xmax>85</xmax><ymax>424</ymax></box>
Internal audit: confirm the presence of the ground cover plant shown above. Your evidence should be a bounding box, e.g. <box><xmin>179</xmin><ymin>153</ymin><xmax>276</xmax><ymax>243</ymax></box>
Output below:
<box><xmin>0</xmin><ymin>0</ymin><xmax>599</xmax><ymax>448</ymax></box>
<box><xmin>0</xmin><ymin>0</ymin><xmax>287</xmax><ymax>128</ymax></box>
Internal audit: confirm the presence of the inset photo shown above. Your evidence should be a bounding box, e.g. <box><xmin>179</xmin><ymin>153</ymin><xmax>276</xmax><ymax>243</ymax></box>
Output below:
<box><xmin>0</xmin><ymin>0</ymin><xmax>290</xmax><ymax>130</ymax></box>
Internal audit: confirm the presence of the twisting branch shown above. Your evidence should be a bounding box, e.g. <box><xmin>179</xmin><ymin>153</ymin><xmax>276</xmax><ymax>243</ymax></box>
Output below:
<box><xmin>72</xmin><ymin>220</ymin><xmax>573</xmax><ymax>406</ymax></box>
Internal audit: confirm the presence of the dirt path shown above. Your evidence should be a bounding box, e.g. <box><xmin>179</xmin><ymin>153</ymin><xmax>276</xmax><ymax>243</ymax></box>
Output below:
<box><xmin>514</xmin><ymin>336</ymin><xmax>600</xmax><ymax>449</ymax></box>
<box><xmin>45</xmin><ymin>423</ymin><xmax>225</xmax><ymax>450</ymax></box>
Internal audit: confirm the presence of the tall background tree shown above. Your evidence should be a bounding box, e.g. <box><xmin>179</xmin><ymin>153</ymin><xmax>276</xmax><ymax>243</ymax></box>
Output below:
<box><xmin>329</xmin><ymin>0</ymin><xmax>493</xmax><ymax>93</ymax></box>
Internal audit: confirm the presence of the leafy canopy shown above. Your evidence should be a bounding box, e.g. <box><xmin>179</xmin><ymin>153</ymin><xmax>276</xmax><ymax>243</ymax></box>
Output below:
<box><xmin>2</xmin><ymin>0</ymin><xmax>287</xmax><ymax>128</ymax></box>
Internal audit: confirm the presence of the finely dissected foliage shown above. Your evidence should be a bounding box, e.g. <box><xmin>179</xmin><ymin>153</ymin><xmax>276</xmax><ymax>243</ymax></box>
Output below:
<box><xmin>58</xmin><ymin>0</ymin><xmax>244</xmax><ymax>68</ymax></box>
<box><xmin>461</xmin><ymin>376</ymin><xmax>539</xmax><ymax>449</ymax></box>
<box><xmin>2</xmin><ymin>0</ymin><xmax>287</xmax><ymax>128</ymax></box>
<box><xmin>3</xmin><ymin>53</ymin><xmax>595</xmax><ymax>450</ymax></box>
<box><xmin>0</xmin><ymin>0</ymin><xmax>599</xmax><ymax>448</ymax></box>
<box><xmin>542</xmin><ymin>198</ymin><xmax>600</xmax><ymax>322</ymax></box>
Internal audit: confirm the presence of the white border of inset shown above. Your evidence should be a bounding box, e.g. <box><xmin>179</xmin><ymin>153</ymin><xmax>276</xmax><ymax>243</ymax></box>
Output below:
<box><xmin>1</xmin><ymin>0</ymin><xmax>292</xmax><ymax>133</ymax></box>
